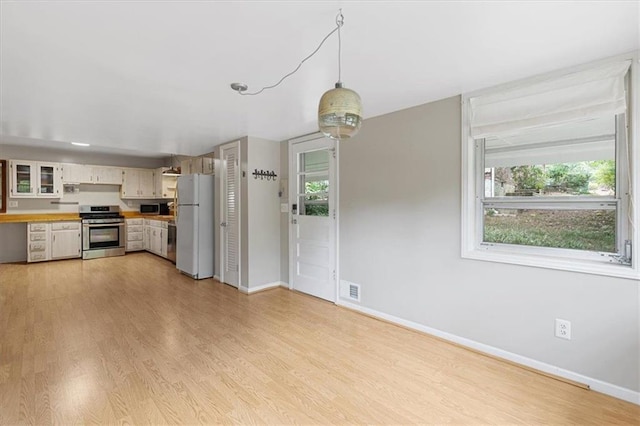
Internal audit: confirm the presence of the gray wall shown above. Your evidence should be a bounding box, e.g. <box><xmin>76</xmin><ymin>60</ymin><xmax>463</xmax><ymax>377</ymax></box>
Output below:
<box><xmin>337</xmin><ymin>95</ymin><xmax>639</xmax><ymax>391</ymax></box>
<box><xmin>279</xmin><ymin>140</ymin><xmax>289</xmax><ymax>284</ymax></box>
<box><xmin>247</xmin><ymin>137</ymin><xmax>281</xmax><ymax>288</ymax></box>
<box><xmin>214</xmin><ymin>137</ymin><xmax>281</xmax><ymax>290</ymax></box>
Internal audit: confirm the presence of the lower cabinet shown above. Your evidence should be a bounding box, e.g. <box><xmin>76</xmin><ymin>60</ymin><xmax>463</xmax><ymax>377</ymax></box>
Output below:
<box><xmin>51</xmin><ymin>222</ymin><xmax>81</xmax><ymax>259</ymax></box>
<box><xmin>28</xmin><ymin>223</ymin><xmax>50</xmax><ymax>263</ymax></box>
<box><xmin>28</xmin><ymin>221</ymin><xmax>81</xmax><ymax>262</ymax></box>
<box><xmin>125</xmin><ymin>218</ymin><xmax>144</xmax><ymax>252</ymax></box>
<box><xmin>129</xmin><ymin>218</ymin><xmax>170</xmax><ymax>259</ymax></box>
<box><xmin>147</xmin><ymin>220</ymin><xmax>168</xmax><ymax>258</ymax></box>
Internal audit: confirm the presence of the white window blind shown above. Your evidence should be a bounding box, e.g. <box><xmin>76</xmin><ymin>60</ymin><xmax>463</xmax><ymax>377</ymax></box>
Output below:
<box><xmin>469</xmin><ymin>60</ymin><xmax>631</xmax><ymax>139</ymax></box>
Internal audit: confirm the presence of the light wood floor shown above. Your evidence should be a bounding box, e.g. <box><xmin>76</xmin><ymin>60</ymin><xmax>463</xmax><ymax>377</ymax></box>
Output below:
<box><xmin>1</xmin><ymin>253</ymin><xmax>638</xmax><ymax>425</ymax></box>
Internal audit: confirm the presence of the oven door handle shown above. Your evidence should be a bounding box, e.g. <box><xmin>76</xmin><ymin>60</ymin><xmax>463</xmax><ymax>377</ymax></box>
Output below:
<box><xmin>83</xmin><ymin>223</ymin><xmax>125</xmax><ymax>227</ymax></box>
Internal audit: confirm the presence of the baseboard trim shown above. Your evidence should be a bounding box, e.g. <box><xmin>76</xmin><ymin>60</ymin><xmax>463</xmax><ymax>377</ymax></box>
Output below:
<box><xmin>213</xmin><ymin>275</ymin><xmax>220</xmax><ymax>281</ymax></box>
<box><xmin>337</xmin><ymin>299</ymin><xmax>640</xmax><ymax>405</ymax></box>
<box><xmin>240</xmin><ymin>281</ymin><xmax>284</xmax><ymax>295</ymax></box>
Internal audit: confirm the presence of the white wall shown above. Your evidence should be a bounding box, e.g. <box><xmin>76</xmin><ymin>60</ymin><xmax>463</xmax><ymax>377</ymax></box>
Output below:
<box><xmin>0</xmin><ymin>144</ymin><xmax>166</xmax><ymax>168</ymax></box>
<box><xmin>337</xmin><ymin>96</ymin><xmax>639</xmax><ymax>394</ymax></box>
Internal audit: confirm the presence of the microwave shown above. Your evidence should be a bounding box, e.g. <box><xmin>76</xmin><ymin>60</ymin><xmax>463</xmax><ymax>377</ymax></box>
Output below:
<box><xmin>140</xmin><ymin>204</ymin><xmax>159</xmax><ymax>214</ymax></box>
<box><xmin>140</xmin><ymin>203</ymin><xmax>170</xmax><ymax>215</ymax></box>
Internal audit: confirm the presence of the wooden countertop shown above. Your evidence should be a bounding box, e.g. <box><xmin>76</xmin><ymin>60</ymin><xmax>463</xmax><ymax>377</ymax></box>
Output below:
<box><xmin>0</xmin><ymin>212</ymin><xmax>175</xmax><ymax>223</ymax></box>
<box><xmin>123</xmin><ymin>213</ymin><xmax>175</xmax><ymax>221</ymax></box>
<box><xmin>0</xmin><ymin>213</ymin><xmax>82</xmax><ymax>223</ymax></box>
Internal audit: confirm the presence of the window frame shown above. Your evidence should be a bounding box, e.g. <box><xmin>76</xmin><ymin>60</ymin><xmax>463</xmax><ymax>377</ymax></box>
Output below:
<box><xmin>461</xmin><ymin>52</ymin><xmax>639</xmax><ymax>279</ymax></box>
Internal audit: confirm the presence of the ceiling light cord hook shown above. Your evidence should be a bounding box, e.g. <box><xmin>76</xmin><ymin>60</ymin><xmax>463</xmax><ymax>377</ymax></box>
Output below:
<box><xmin>232</xmin><ymin>9</ymin><xmax>345</xmax><ymax>96</ymax></box>
<box><xmin>337</xmin><ymin>9</ymin><xmax>343</xmax><ymax>84</ymax></box>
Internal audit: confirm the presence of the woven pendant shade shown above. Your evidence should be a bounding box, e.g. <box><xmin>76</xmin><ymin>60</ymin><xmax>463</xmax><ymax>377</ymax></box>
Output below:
<box><xmin>318</xmin><ymin>82</ymin><xmax>362</xmax><ymax>139</ymax></box>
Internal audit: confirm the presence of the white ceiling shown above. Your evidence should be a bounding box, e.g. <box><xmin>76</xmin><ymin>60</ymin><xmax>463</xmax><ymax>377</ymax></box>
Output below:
<box><xmin>1</xmin><ymin>1</ymin><xmax>638</xmax><ymax>158</ymax></box>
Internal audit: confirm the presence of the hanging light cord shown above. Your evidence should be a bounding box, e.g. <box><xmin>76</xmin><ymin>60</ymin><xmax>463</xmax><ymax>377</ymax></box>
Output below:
<box><xmin>238</xmin><ymin>10</ymin><xmax>344</xmax><ymax>96</ymax></box>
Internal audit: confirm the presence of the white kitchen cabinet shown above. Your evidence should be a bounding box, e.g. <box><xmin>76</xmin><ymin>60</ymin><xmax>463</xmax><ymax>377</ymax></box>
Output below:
<box><xmin>121</xmin><ymin>168</ymin><xmax>155</xmax><ymax>198</ymax></box>
<box><xmin>202</xmin><ymin>157</ymin><xmax>214</xmax><ymax>175</ymax></box>
<box><xmin>50</xmin><ymin>222</ymin><xmax>81</xmax><ymax>259</ymax></box>
<box><xmin>91</xmin><ymin>166</ymin><xmax>123</xmax><ymax>185</ymax></box>
<box><xmin>181</xmin><ymin>157</ymin><xmax>214</xmax><ymax>175</ymax></box>
<box><xmin>10</xmin><ymin>160</ymin><xmax>62</xmax><ymax>198</ymax></box>
<box><xmin>155</xmin><ymin>168</ymin><xmax>178</xmax><ymax>199</ymax></box>
<box><xmin>143</xmin><ymin>219</ymin><xmax>150</xmax><ymax>250</ymax></box>
<box><xmin>61</xmin><ymin>163</ymin><xmax>91</xmax><ymax>184</ymax></box>
<box><xmin>125</xmin><ymin>218</ymin><xmax>144</xmax><ymax>252</ymax></box>
<box><xmin>61</xmin><ymin>164</ymin><xmax>122</xmax><ymax>185</ymax></box>
<box><xmin>27</xmin><ymin>222</ymin><xmax>50</xmax><ymax>262</ymax></box>
<box><xmin>146</xmin><ymin>219</ymin><xmax>168</xmax><ymax>258</ymax></box>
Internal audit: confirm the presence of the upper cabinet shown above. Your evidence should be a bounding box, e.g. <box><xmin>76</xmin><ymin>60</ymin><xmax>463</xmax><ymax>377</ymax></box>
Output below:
<box><xmin>61</xmin><ymin>164</ymin><xmax>122</xmax><ymax>185</ymax></box>
<box><xmin>121</xmin><ymin>168</ymin><xmax>155</xmax><ymax>198</ymax></box>
<box><xmin>181</xmin><ymin>156</ymin><xmax>214</xmax><ymax>175</ymax></box>
<box><xmin>91</xmin><ymin>166</ymin><xmax>123</xmax><ymax>185</ymax></box>
<box><xmin>155</xmin><ymin>168</ymin><xmax>178</xmax><ymax>199</ymax></box>
<box><xmin>61</xmin><ymin>163</ymin><xmax>90</xmax><ymax>184</ymax></box>
<box><xmin>10</xmin><ymin>160</ymin><xmax>62</xmax><ymax>198</ymax></box>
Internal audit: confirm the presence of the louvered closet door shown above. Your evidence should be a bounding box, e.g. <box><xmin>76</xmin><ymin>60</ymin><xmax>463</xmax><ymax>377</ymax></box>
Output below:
<box><xmin>221</xmin><ymin>143</ymin><xmax>240</xmax><ymax>287</ymax></box>
<box><xmin>289</xmin><ymin>136</ymin><xmax>337</xmax><ymax>302</ymax></box>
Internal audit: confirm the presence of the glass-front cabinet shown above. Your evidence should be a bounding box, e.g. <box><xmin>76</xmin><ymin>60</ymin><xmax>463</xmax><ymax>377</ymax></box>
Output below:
<box><xmin>10</xmin><ymin>160</ymin><xmax>62</xmax><ymax>198</ymax></box>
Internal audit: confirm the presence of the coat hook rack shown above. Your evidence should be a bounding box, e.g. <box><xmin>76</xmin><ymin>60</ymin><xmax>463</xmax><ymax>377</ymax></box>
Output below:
<box><xmin>252</xmin><ymin>169</ymin><xmax>278</xmax><ymax>181</ymax></box>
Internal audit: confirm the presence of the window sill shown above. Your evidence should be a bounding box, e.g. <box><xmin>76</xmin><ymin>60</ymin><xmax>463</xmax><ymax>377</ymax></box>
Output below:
<box><xmin>462</xmin><ymin>247</ymin><xmax>639</xmax><ymax>280</ymax></box>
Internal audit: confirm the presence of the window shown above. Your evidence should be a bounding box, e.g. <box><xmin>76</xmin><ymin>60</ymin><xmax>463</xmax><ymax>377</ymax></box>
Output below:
<box><xmin>462</xmin><ymin>55</ymin><xmax>638</xmax><ymax>278</ymax></box>
<box><xmin>298</xmin><ymin>150</ymin><xmax>330</xmax><ymax>216</ymax></box>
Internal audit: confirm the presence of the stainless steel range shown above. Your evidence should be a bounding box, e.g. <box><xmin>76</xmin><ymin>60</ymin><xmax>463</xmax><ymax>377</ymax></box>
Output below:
<box><xmin>80</xmin><ymin>205</ymin><xmax>125</xmax><ymax>259</ymax></box>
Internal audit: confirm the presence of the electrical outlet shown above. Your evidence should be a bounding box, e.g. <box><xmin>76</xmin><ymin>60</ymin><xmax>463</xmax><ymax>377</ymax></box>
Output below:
<box><xmin>8</xmin><ymin>201</ymin><xmax>18</xmax><ymax>208</ymax></box>
<box><xmin>555</xmin><ymin>318</ymin><xmax>571</xmax><ymax>340</ymax></box>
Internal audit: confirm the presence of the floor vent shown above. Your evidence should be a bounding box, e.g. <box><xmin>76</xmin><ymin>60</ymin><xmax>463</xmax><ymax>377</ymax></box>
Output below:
<box><xmin>349</xmin><ymin>283</ymin><xmax>360</xmax><ymax>302</ymax></box>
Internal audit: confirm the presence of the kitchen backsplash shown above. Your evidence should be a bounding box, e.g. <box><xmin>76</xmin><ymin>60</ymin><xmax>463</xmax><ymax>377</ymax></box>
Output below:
<box><xmin>6</xmin><ymin>184</ymin><xmax>161</xmax><ymax>214</ymax></box>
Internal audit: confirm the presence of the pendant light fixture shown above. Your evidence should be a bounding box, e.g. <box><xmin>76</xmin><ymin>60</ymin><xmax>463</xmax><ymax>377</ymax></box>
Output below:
<box><xmin>230</xmin><ymin>9</ymin><xmax>362</xmax><ymax>140</ymax></box>
<box><xmin>163</xmin><ymin>155</ymin><xmax>180</xmax><ymax>176</ymax></box>
<box><xmin>318</xmin><ymin>12</ymin><xmax>362</xmax><ymax>139</ymax></box>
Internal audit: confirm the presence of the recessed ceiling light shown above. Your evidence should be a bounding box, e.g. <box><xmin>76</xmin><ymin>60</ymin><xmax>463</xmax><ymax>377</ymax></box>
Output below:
<box><xmin>71</xmin><ymin>142</ymin><xmax>90</xmax><ymax>147</ymax></box>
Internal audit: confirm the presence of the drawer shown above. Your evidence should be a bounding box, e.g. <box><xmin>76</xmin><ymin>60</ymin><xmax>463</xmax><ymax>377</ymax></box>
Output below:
<box><xmin>127</xmin><ymin>231</ymin><xmax>143</xmax><ymax>241</ymax></box>
<box><xmin>51</xmin><ymin>222</ymin><xmax>79</xmax><ymax>231</ymax></box>
<box><xmin>30</xmin><ymin>233</ymin><xmax>48</xmax><ymax>242</ymax></box>
<box><xmin>30</xmin><ymin>223</ymin><xmax>48</xmax><ymax>232</ymax></box>
<box><xmin>29</xmin><ymin>242</ymin><xmax>47</xmax><ymax>252</ymax></box>
<box><xmin>126</xmin><ymin>241</ymin><xmax>144</xmax><ymax>251</ymax></box>
<box><xmin>161</xmin><ymin>221</ymin><xmax>168</xmax><ymax>229</ymax></box>
<box><xmin>127</xmin><ymin>218</ymin><xmax>143</xmax><ymax>225</ymax></box>
<box><xmin>148</xmin><ymin>220</ymin><xmax>161</xmax><ymax>227</ymax></box>
<box><xmin>29</xmin><ymin>253</ymin><xmax>48</xmax><ymax>262</ymax></box>
<box><xmin>127</xmin><ymin>225</ymin><xmax>143</xmax><ymax>233</ymax></box>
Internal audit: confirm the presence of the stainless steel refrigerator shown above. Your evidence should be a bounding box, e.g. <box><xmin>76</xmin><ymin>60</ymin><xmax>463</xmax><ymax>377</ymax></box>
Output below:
<box><xmin>176</xmin><ymin>174</ymin><xmax>214</xmax><ymax>279</ymax></box>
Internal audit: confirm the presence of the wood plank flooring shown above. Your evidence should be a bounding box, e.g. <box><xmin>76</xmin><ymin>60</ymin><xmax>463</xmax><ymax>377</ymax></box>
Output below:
<box><xmin>1</xmin><ymin>253</ymin><xmax>639</xmax><ymax>425</ymax></box>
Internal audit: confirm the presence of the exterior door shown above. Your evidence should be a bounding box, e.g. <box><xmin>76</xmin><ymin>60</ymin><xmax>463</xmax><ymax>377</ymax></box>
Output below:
<box><xmin>220</xmin><ymin>142</ymin><xmax>240</xmax><ymax>288</ymax></box>
<box><xmin>289</xmin><ymin>136</ymin><xmax>337</xmax><ymax>302</ymax></box>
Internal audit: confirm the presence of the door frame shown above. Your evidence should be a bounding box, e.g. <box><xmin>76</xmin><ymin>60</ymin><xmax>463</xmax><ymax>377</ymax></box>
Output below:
<box><xmin>219</xmin><ymin>140</ymin><xmax>241</xmax><ymax>288</ymax></box>
<box><xmin>288</xmin><ymin>133</ymin><xmax>339</xmax><ymax>303</ymax></box>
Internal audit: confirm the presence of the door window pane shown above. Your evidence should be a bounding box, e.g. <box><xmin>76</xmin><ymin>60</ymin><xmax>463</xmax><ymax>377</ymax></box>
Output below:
<box><xmin>297</xmin><ymin>149</ymin><xmax>330</xmax><ymax>216</ymax></box>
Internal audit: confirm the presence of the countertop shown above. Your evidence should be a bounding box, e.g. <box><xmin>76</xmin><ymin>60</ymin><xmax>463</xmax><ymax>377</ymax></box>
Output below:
<box><xmin>124</xmin><ymin>213</ymin><xmax>175</xmax><ymax>222</ymax></box>
<box><xmin>0</xmin><ymin>213</ymin><xmax>82</xmax><ymax>223</ymax></box>
<box><xmin>0</xmin><ymin>212</ymin><xmax>175</xmax><ymax>223</ymax></box>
